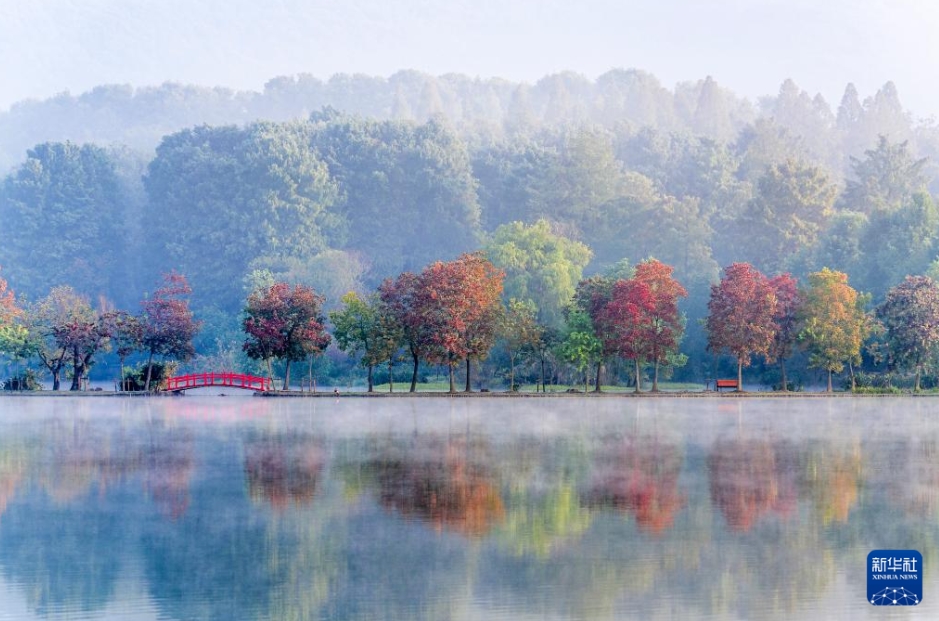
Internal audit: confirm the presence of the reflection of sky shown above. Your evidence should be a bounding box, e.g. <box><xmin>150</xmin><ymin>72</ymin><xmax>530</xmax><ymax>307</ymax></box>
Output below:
<box><xmin>0</xmin><ymin>397</ymin><xmax>938</xmax><ymax>619</ymax></box>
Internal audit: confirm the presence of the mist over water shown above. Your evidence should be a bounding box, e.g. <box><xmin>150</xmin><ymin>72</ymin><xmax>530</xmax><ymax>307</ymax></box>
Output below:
<box><xmin>0</xmin><ymin>396</ymin><xmax>935</xmax><ymax>620</ymax></box>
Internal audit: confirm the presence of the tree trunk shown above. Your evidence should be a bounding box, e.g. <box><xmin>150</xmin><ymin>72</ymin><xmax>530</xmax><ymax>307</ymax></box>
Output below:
<box><xmin>737</xmin><ymin>359</ymin><xmax>743</xmax><ymax>392</ymax></box>
<box><xmin>465</xmin><ymin>358</ymin><xmax>471</xmax><ymax>392</ymax></box>
<box><xmin>652</xmin><ymin>360</ymin><xmax>660</xmax><ymax>392</ymax></box>
<box><xmin>594</xmin><ymin>360</ymin><xmax>602</xmax><ymax>392</ymax></box>
<box><xmin>410</xmin><ymin>353</ymin><xmax>419</xmax><ymax>393</ymax></box>
<box><xmin>119</xmin><ymin>354</ymin><xmax>126</xmax><ymax>391</ymax></box>
<box><xmin>144</xmin><ymin>350</ymin><xmax>154</xmax><ymax>392</ymax></box>
<box><xmin>267</xmin><ymin>358</ymin><xmax>275</xmax><ymax>387</ymax></box>
<box><xmin>52</xmin><ymin>369</ymin><xmax>61</xmax><ymax>391</ymax></box>
<box><xmin>916</xmin><ymin>365</ymin><xmax>922</xmax><ymax>392</ymax></box>
<box><xmin>509</xmin><ymin>355</ymin><xmax>515</xmax><ymax>392</ymax></box>
<box><xmin>849</xmin><ymin>361</ymin><xmax>856</xmax><ymax>391</ymax></box>
<box><xmin>388</xmin><ymin>359</ymin><xmax>394</xmax><ymax>393</ymax></box>
<box><xmin>367</xmin><ymin>364</ymin><xmax>374</xmax><ymax>393</ymax></box>
<box><xmin>70</xmin><ymin>346</ymin><xmax>83</xmax><ymax>391</ymax></box>
<box><xmin>584</xmin><ymin>368</ymin><xmax>589</xmax><ymax>393</ymax></box>
<box><xmin>634</xmin><ymin>359</ymin><xmax>641</xmax><ymax>393</ymax></box>
<box><xmin>827</xmin><ymin>369</ymin><xmax>833</xmax><ymax>392</ymax></box>
<box><xmin>283</xmin><ymin>360</ymin><xmax>291</xmax><ymax>391</ymax></box>
<box><xmin>540</xmin><ymin>355</ymin><xmax>546</xmax><ymax>393</ymax></box>
<box><xmin>308</xmin><ymin>355</ymin><xmax>314</xmax><ymax>393</ymax></box>
<box><xmin>448</xmin><ymin>363</ymin><xmax>456</xmax><ymax>393</ymax></box>
<box><xmin>780</xmin><ymin>358</ymin><xmax>788</xmax><ymax>392</ymax></box>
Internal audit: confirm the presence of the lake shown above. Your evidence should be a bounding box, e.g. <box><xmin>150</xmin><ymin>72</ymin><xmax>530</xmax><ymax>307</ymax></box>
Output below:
<box><xmin>0</xmin><ymin>395</ymin><xmax>934</xmax><ymax>620</ymax></box>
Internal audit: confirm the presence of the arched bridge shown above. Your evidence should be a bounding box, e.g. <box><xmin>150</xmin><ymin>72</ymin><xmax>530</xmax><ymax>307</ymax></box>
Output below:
<box><xmin>164</xmin><ymin>372</ymin><xmax>272</xmax><ymax>393</ymax></box>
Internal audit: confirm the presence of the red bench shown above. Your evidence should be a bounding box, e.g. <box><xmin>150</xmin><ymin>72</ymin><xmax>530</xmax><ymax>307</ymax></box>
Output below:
<box><xmin>715</xmin><ymin>379</ymin><xmax>739</xmax><ymax>392</ymax></box>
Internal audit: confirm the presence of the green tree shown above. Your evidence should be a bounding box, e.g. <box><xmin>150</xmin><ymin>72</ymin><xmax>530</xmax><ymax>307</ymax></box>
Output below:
<box><xmin>484</xmin><ymin>219</ymin><xmax>592</xmax><ymax>327</ymax></box>
<box><xmin>330</xmin><ymin>292</ymin><xmax>402</xmax><ymax>392</ymax></box>
<box><xmin>499</xmin><ymin>299</ymin><xmax>543</xmax><ymax>391</ymax></box>
<box><xmin>799</xmin><ymin>268</ymin><xmax>870</xmax><ymax>392</ymax></box>
<box><xmin>0</xmin><ymin>142</ymin><xmax>123</xmax><ymax>300</ymax></box>
<box><xmin>309</xmin><ymin>112</ymin><xmax>481</xmax><ymax>284</ymax></box>
<box><xmin>737</xmin><ymin>159</ymin><xmax>837</xmax><ymax>275</ymax></box>
<box><xmin>145</xmin><ymin>122</ymin><xmax>341</xmax><ymax>310</ymax></box>
<box><xmin>842</xmin><ymin>136</ymin><xmax>928</xmax><ymax>215</ymax></box>
<box><xmin>558</xmin><ymin>309</ymin><xmax>602</xmax><ymax>392</ymax></box>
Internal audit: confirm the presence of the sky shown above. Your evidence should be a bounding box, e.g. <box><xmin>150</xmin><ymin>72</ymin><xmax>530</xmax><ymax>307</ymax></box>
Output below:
<box><xmin>1</xmin><ymin>0</ymin><xmax>938</xmax><ymax>118</ymax></box>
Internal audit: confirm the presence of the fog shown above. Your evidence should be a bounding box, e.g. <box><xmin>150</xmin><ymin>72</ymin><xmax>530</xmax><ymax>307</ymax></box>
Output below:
<box><xmin>3</xmin><ymin>0</ymin><xmax>939</xmax><ymax>118</ymax></box>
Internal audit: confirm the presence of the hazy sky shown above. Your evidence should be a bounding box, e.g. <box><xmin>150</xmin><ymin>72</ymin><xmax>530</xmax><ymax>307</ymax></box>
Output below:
<box><xmin>2</xmin><ymin>0</ymin><xmax>937</xmax><ymax>117</ymax></box>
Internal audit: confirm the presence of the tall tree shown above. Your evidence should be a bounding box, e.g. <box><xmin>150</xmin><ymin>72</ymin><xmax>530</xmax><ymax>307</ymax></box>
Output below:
<box><xmin>145</xmin><ymin>123</ymin><xmax>341</xmax><ymax>310</ymax></box>
<box><xmin>706</xmin><ymin>263</ymin><xmax>777</xmax><ymax>390</ymax></box>
<box><xmin>799</xmin><ymin>268</ymin><xmax>869</xmax><ymax>392</ymax></box>
<box><xmin>842</xmin><ymin>136</ymin><xmax>928</xmax><ymax>215</ymax></box>
<box><xmin>766</xmin><ymin>274</ymin><xmax>802</xmax><ymax>391</ymax></box>
<box><xmin>736</xmin><ymin>159</ymin><xmax>837</xmax><ymax>275</ymax></box>
<box><xmin>141</xmin><ymin>273</ymin><xmax>201</xmax><ymax>391</ymax></box>
<box><xmin>0</xmin><ymin>142</ymin><xmax>123</xmax><ymax>300</ymax></box>
<box><xmin>876</xmin><ymin>276</ymin><xmax>939</xmax><ymax>391</ymax></box>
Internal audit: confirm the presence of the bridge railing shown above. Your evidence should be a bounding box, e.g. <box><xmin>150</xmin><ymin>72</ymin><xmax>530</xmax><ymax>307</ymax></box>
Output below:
<box><xmin>164</xmin><ymin>372</ymin><xmax>271</xmax><ymax>392</ymax></box>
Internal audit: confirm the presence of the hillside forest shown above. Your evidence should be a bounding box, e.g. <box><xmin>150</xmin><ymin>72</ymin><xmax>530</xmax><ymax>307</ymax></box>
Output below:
<box><xmin>1</xmin><ymin>69</ymin><xmax>939</xmax><ymax>390</ymax></box>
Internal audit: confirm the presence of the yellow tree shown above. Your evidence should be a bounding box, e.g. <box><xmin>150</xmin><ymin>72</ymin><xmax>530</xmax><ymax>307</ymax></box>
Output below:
<box><xmin>799</xmin><ymin>268</ymin><xmax>870</xmax><ymax>392</ymax></box>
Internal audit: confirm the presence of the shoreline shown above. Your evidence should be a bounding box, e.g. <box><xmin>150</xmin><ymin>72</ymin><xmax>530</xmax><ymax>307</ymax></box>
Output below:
<box><xmin>0</xmin><ymin>389</ymin><xmax>928</xmax><ymax>398</ymax></box>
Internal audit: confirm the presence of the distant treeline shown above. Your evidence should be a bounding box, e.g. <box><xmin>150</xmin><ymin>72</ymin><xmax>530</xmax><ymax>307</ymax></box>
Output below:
<box><xmin>1</xmin><ymin>69</ymin><xmax>938</xmax><ymax>385</ymax></box>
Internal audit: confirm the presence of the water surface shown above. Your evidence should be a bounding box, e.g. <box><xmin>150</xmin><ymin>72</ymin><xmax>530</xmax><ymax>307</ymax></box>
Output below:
<box><xmin>0</xmin><ymin>396</ymin><xmax>935</xmax><ymax>620</ymax></box>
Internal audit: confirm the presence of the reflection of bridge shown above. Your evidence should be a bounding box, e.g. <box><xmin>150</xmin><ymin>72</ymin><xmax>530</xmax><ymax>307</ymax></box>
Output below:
<box><xmin>164</xmin><ymin>372</ymin><xmax>272</xmax><ymax>393</ymax></box>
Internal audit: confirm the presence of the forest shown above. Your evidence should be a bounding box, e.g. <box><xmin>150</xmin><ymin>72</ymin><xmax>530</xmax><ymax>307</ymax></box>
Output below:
<box><xmin>1</xmin><ymin>68</ymin><xmax>938</xmax><ymax>390</ymax></box>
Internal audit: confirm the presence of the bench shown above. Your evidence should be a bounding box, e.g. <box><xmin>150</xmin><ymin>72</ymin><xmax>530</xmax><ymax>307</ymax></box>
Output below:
<box><xmin>715</xmin><ymin>379</ymin><xmax>739</xmax><ymax>392</ymax></box>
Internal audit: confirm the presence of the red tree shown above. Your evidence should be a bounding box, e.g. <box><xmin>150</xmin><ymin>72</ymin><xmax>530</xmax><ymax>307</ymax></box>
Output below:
<box><xmin>243</xmin><ymin>282</ymin><xmax>331</xmax><ymax>391</ymax></box>
<box><xmin>633</xmin><ymin>260</ymin><xmax>688</xmax><ymax>391</ymax></box>
<box><xmin>142</xmin><ymin>273</ymin><xmax>201</xmax><ymax>391</ymax></box>
<box><xmin>706</xmin><ymin>263</ymin><xmax>777</xmax><ymax>390</ymax></box>
<box><xmin>767</xmin><ymin>274</ymin><xmax>802</xmax><ymax>391</ymax></box>
<box><xmin>596</xmin><ymin>279</ymin><xmax>655</xmax><ymax>393</ymax></box>
<box><xmin>380</xmin><ymin>272</ymin><xmax>431</xmax><ymax>393</ymax></box>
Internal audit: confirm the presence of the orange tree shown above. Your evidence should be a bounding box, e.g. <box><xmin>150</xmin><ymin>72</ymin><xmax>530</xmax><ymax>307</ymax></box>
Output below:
<box><xmin>706</xmin><ymin>263</ymin><xmax>777</xmax><ymax>390</ymax></box>
<box><xmin>799</xmin><ymin>268</ymin><xmax>869</xmax><ymax>392</ymax></box>
<box><xmin>413</xmin><ymin>253</ymin><xmax>503</xmax><ymax>393</ymax></box>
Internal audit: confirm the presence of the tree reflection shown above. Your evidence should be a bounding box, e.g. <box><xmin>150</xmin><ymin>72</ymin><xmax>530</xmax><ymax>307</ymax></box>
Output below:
<box><xmin>244</xmin><ymin>432</ymin><xmax>325</xmax><ymax>510</ymax></box>
<box><xmin>364</xmin><ymin>434</ymin><xmax>505</xmax><ymax>536</ymax></box>
<box><xmin>143</xmin><ymin>428</ymin><xmax>194</xmax><ymax>520</ymax></box>
<box><xmin>801</xmin><ymin>440</ymin><xmax>861</xmax><ymax>525</ymax></box>
<box><xmin>588</xmin><ymin>434</ymin><xmax>684</xmax><ymax>534</ymax></box>
<box><xmin>708</xmin><ymin>438</ymin><xmax>798</xmax><ymax>532</ymax></box>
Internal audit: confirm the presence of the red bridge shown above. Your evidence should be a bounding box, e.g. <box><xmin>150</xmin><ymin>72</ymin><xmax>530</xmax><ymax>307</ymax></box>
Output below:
<box><xmin>164</xmin><ymin>372</ymin><xmax>272</xmax><ymax>393</ymax></box>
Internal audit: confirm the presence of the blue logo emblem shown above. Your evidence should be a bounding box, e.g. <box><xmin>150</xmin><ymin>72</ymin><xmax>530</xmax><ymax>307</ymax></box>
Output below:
<box><xmin>868</xmin><ymin>550</ymin><xmax>922</xmax><ymax>605</ymax></box>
